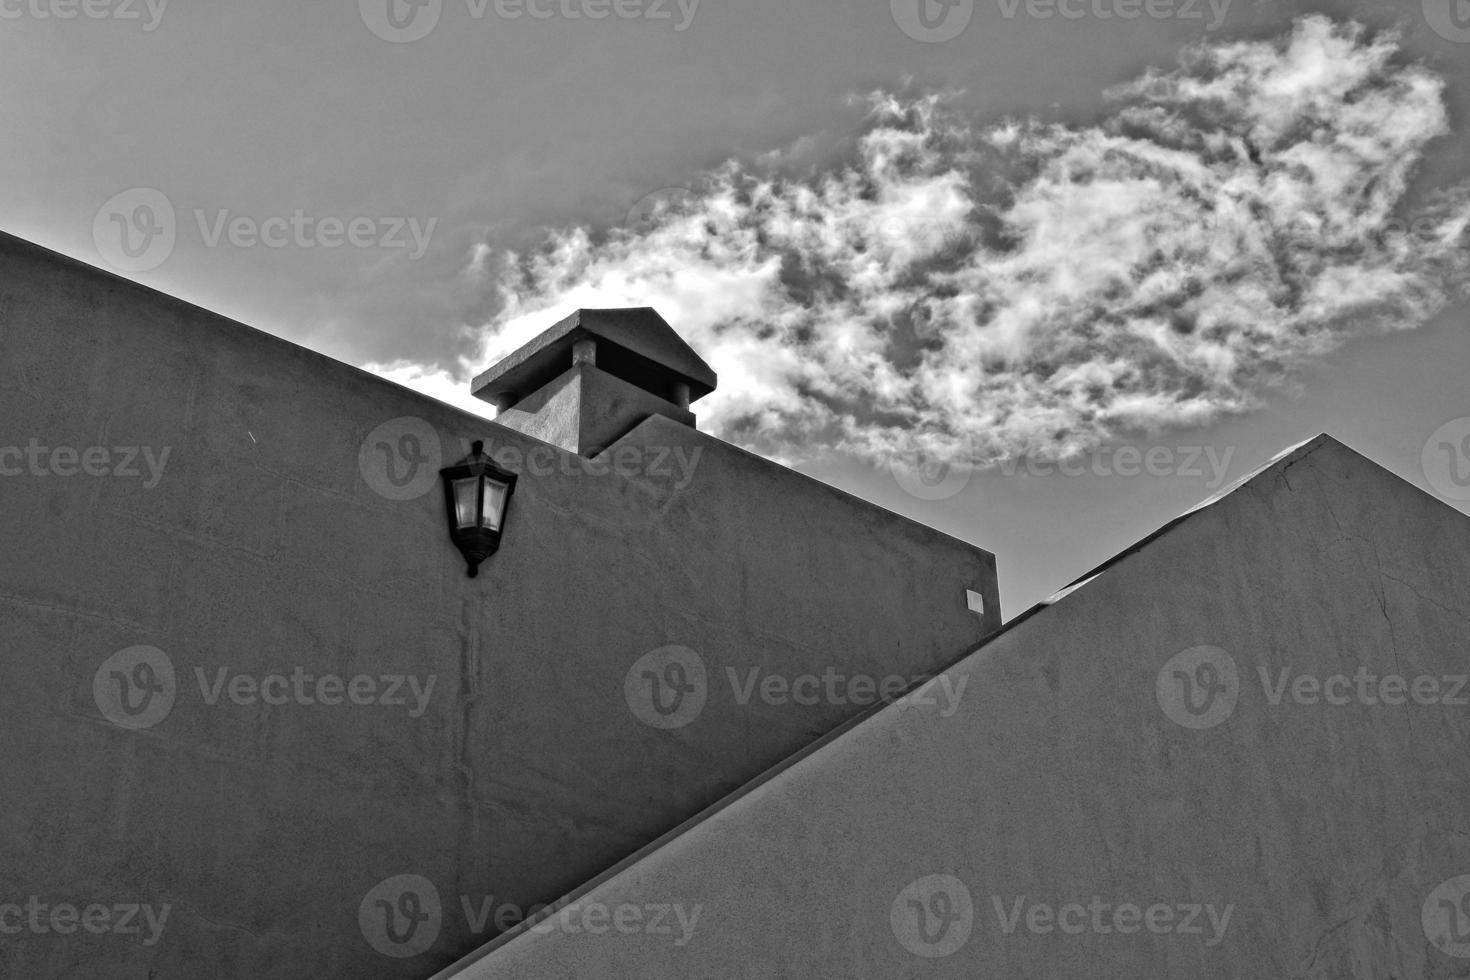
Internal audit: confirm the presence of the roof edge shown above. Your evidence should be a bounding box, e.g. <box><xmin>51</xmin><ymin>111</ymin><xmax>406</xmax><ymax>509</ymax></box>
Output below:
<box><xmin>0</xmin><ymin>229</ymin><xmax>529</xmax><ymax>437</ymax></box>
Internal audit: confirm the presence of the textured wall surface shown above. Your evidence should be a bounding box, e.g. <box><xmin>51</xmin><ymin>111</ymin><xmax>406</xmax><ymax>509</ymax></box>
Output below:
<box><xmin>0</xmin><ymin>232</ymin><xmax>999</xmax><ymax>979</ymax></box>
<box><xmin>450</xmin><ymin>437</ymin><xmax>1470</xmax><ymax>980</ymax></box>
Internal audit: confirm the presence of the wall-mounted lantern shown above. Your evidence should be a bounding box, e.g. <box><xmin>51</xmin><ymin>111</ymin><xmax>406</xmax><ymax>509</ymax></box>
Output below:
<box><xmin>439</xmin><ymin>440</ymin><xmax>517</xmax><ymax>577</ymax></box>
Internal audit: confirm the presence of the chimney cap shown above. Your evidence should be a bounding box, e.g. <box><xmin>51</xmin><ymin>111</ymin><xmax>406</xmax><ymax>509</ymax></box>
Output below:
<box><xmin>472</xmin><ymin>307</ymin><xmax>717</xmax><ymax>407</ymax></box>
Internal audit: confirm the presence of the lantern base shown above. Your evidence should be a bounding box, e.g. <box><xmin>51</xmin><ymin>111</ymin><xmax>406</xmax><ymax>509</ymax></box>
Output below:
<box><xmin>450</xmin><ymin>526</ymin><xmax>502</xmax><ymax>579</ymax></box>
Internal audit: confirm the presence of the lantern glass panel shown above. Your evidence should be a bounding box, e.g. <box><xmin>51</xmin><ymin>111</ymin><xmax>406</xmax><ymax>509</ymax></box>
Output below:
<box><xmin>452</xmin><ymin>477</ymin><xmax>479</xmax><ymax>529</ymax></box>
<box><xmin>481</xmin><ymin>479</ymin><xmax>509</xmax><ymax>530</ymax></box>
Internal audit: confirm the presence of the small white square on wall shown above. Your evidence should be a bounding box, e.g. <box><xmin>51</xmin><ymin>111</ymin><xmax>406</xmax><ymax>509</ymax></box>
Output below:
<box><xmin>965</xmin><ymin>589</ymin><xmax>985</xmax><ymax>615</ymax></box>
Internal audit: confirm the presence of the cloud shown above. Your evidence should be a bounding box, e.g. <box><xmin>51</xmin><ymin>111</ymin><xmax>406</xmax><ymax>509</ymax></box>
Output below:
<box><xmin>389</xmin><ymin>16</ymin><xmax>1470</xmax><ymax>470</ymax></box>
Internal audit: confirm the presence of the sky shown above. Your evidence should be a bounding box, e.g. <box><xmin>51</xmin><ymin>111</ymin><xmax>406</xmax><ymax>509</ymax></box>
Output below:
<box><xmin>3</xmin><ymin>0</ymin><xmax>1468</xmax><ymax>619</ymax></box>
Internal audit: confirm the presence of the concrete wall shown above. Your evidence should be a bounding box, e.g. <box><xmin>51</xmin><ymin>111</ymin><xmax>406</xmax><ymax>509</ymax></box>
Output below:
<box><xmin>450</xmin><ymin>436</ymin><xmax>1470</xmax><ymax>980</ymax></box>
<box><xmin>0</xmin><ymin>232</ymin><xmax>999</xmax><ymax>979</ymax></box>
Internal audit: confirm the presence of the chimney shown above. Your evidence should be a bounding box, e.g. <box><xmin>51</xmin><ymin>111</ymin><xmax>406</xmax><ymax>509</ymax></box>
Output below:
<box><xmin>472</xmin><ymin>308</ymin><xmax>718</xmax><ymax>457</ymax></box>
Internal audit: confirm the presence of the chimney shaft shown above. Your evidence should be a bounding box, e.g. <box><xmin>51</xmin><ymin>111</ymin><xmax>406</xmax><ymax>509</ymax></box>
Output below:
<box><xmin>471</xmin><ymin>308</ymin><xmax>717</xmax><ymax>457</ymax></box>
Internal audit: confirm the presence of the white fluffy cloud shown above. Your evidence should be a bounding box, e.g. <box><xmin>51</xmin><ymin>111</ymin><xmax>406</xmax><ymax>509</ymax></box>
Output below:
<box><xmin>387</xmin><ymin>17</ymin><xmax>1470</xmax><ymax>469</ymax></box>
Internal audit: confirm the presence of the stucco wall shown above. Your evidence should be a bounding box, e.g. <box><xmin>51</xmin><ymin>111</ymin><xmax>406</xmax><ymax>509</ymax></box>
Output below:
<box><xmin>449</xmin><ymin>437</ymin><xmax>1470</xmax><ymax>979</ymax></box>
<box><xmin>0</xmin><ymin>232</ymin><xmax>999</xmax><ymax>979</ymax></box>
